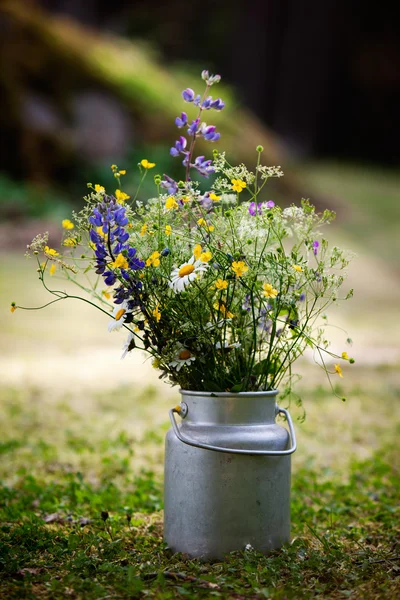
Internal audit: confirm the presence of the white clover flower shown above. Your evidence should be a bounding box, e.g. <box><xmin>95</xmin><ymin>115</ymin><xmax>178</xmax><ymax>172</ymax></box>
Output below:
<box><xmin>121</xmin><ymin>332</ymin><xmax>135</xmax><ymax>358</ymax></box>
<box><xmin>108</xmin><ymin>301</ymin><xmax>132</xmax><ymax>332</ymax></box>
<box><xmin>169</xmin><ymin>347</ymin><xmax>196</xmax><ymax>371</ymax></box>
<box><xmin>169</xmin><ymin>256</ymin><xmax>208</xmax><ymax>293</ymax></box>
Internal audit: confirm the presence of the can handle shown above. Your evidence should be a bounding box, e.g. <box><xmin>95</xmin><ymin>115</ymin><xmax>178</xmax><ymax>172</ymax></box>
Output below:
<box><xmin>169</xmin><ymin>403</ymin><xmax>297</xmax><ymax>455</ymax></box>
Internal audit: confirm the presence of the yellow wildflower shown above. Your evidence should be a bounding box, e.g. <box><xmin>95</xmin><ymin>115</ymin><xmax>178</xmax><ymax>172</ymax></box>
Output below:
<box><xmin>232</xmin><ymin>261</ymin><xmax>248</xmax><ymax>278</ymax></box>
<box><xmin>119</xmin><ymin>170</ymin><xmax>126</xmax><ymax>175</ymax></box>
<box><xmin>165</xmin><ymin>225</ymin><xmax>172</xmax><ymax>236</ymax></box>
<box><xmin>181</xmin><ymin>196</ymin><xmax>191</xmax><ymax>203</ymax></box>
<box><xmin>210</xmin><ymin>193</ymin><xmax>221</xmax><ymax>202</ymax></box>
<box><xmin>140</xmin><ymin>159</ymin><xmax>156</xmax><ymax>169</ymax></box>
<box><xmin>44</xmin><ymin>246</ymin><xmax>59</xmax><ymax>257</ymax></box>
<box><xmin>102</xmin><ymin>290</ymin><xmax>111</xmax><ymax>300</ymax></box>
<box><xmin>111</xmin><ymin>253</ymin><xmax>129</xmax><ymax>270</ymax></box>
<box><xmin>231</xmin><ymin>179</ymin><xmax>246</xmax><ymax>193</ymax></box>
<box><xmin>215</xmin><ymin>279</ymin><xmax>228</xmax><ymax>290</ymax></box>
<box><xmin>341</xmin><ymin>352</ymin><xmax>349</xmax><ymax>360</ymax></box>
<box><xmin>334</xmin><ymin>364</ymin><xmax>344</xmax><ymax>378</ymax></box>
<box><xmin>63</xmin><ymin>238</ymin><xmax>77</xmax><ymax>247</ymax></box>
<box><xmin>62</xmin><ymin>219</ymin><xmax>74</xmax><ymax>230</ymax></box>
<box><xmin>165</xmin><ymin>196</ymin><xmax>178</xmax><ymax>210</ymax></box>
<box><xmin>197</xmin><ymin>218</ymin><xmax>214</xmax><ymax>232</ymax></box>
<box><xmin>111</xmin><ymin>164</ymin><xmax>118</xmax><ymax>171</ymax></box>
<box><xmin>292</xmin><ymin>265</ymin><xmax>303</xmax><ymax>273</ymax></box>
<box><xmin>213</xmin><ymin>300</ymin><xmax>234</xmax><ymax>319</ymax></box>
<box><xmin>146</xmin><ymin>251</ymin><xmax>161</xmax><ymax>267</ymax></box>
<box><xmin>115</xmin><ymin>189</ymin><xmax>130</xmax><ymax>203</ymax></box>
<box><xmin>193</xmin><ymin>244</ymin><xmax>202</xmax><ymax>260</ymax></box>
<box><xmin>140</xmin><ymin>223</ymin><xmax>148</xmax><ymax>236</ymax></box>
<box><xmin>263</xmin><ymin>282</ymin><xmax>278</xmax><ymax>298</ymax></box>
<box><xmin>200</xmin><ymin>251</ymin><xmax>212</xmax><ymax>263</ymax></box>
<box><xmin>152</xmin><ymin>305</ymin><xmax>161</xmax><ymax>322</ymax></box>
<box><xmin>10</xmin><ymin>303</ymin><xmax>16</xmax><ymax>313</ymax></box>
<box><xmin>49</xmin><ymin>264</ymin><xmax>57</xmax><ymax>276</ymax></box>
<box><xmin>94</xmin><ymin>184</ymin><xmax>105</xmax><ymax>194</ymax></box>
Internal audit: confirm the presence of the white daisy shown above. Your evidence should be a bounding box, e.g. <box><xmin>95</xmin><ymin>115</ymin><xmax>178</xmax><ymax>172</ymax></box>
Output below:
<box><xmin>169</xmin><ymin>347</ymin><xmax>196</xmax><ymax>371</ymax></box>
<box><xmin>108</xmin><ymin>301</ymin><xmax>132</xmax><ymax>332</ymax></box>
<box><xmin>121</xmin><ymin>332</ymin><xmax>135</xmax><ymax>359</ymax></box>
<box><xmin>169</xmin><ymin>256</ymin><xmax>208</xmax><ymax>293</ymax></box>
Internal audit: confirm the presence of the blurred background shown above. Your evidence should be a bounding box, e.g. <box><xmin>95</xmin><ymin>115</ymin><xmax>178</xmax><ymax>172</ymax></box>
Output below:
<box><xmin>0</xmin><ymin>0</ymin><xmax>399</xmax><ymax>475</ymax></box>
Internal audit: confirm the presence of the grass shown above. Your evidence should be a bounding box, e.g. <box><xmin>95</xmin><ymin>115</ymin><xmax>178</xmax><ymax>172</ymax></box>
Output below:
<box><xmin>0</xmin><ymin>375</ymin><xmax>399</xmax><ymax>599</ymax></box>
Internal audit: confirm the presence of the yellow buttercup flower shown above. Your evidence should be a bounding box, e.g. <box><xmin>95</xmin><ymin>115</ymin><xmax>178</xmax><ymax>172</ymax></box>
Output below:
<box><xmin>49</xmin><ymin>264</ymin><xmax>57</xmax><ymax>276</ymax></box>
<box><xmin>213</xmin><ymin>300</ymin><xmax>234</xmax><ymax>319</ymax></box>
<box><xmin>94</xmin><ymin>184</ymin><xmax>105</xmax><ymax>194</ymax></box>
<box><xmin>141</xmin><ymin>159</ymin><xmax>156</xmax><ymax>169</ymax></box>
<box><xmin>140</xmin><ymin>223</ymin><xmax>148</xmax><ymax>236</ymax></box>
<box><xmin>119</xmin><ymin>169</ymin><xmax>126</xmax><ymax>175</ymax></box>
<box><xmin>215</xmin><ymin>279</ymin><xmax>228</xmax><ymax>290</ymax></box>
<box><xmin>231</xmin><ymin>179</ymin><xmax>246</xmax><ymax>193</ymax></box>
<box><xmin>181</xmin><ymin>196</ymin><xmax>191</xmax><ymax>203</ymax></box>
<box><xmin>341</xmin><ymin>352</ymin><xmax>349</xmax><ymax>360</ymax></box>
<box><xmin>111</xmin><ymin>253</ymin><xmax>129</xmax><ymax>270</ymax></box>
<box><xmin>334</xmin><ymin>364</ymin><xmax>344</xmax><ymax>378</ymax></box>
<box><xmin>152</xmin><ymin>305</ymin><xmax>161</xmax><ymax>322</ymax></box>
<box><xmin>263</xmin><ymin>282</ymin><xmax>278</xmax><ymax>298</ymax></box>
<box><xmin>115</xmin><ymin>189</ymin><xmax>130</xmax><ymax>203</ymax></box>
<box><xmin>200</xmin><ymin>251</ymin><xmax>212</xmax><ymax>263</ymax></box>
<box><xmin>165</xmin><ymin>196</ymin><xmax>178</xmax><ymax>210</ymax></box>
<box><xmin>292</xmin><ymin>265</ymin><xmax>303</xmax><ymax>273</ymax></box>
<box><xmin>232</xmin><ymin>261</ymin><xmax>248</xmax><ymax>278</ymax></box>
<box><xmin>209</xmin><ymin>193</ymin><xmax>221</xmax><ymax>202</ymax></box>
<box><xmin>102</xmin><ymin>290</ymin><xmax>111</xmax><ymax>300</ymax></box>
<box><xmin>63</xmin><ymin>238</ymin><xmax>77</xmax><ymax>247</ymax></box>
<box><xmin>96</xmin><ymin>226</ymin><xmax>106</xmax><ymax>238</ymax></box>
<box><xmin>146</xmin><ymin>251</ymin><xmax>161</xmax><ymax>267</ymax></box>
<box><xmin>193</xmin><ymin>244</ymin><xmax>202</xmax><ymax>260</ymax></box>
<box><xmin>165</xmin><ymin>225</ymin><xmax>172</xmax><ymax>236</ymax></box>
<box><xmin>62</xmin><ymin>219</ymin><xmax>74</xmax><ymax>230</ymax></box>
<box><xmin>197</xmin><ymin>218</ymin><xmax>214</xmax><ymax>232</ymax></box>
<box><xmin>44</xmin><ymin>246</ymin><xmax>59</xmax><ymax>257</ymax></box>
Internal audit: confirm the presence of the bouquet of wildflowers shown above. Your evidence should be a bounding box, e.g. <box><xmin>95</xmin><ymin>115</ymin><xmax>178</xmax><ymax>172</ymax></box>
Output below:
<box><xmin>15</xmin><ymin>71</ymin><xmax>354</xmax><ymax>399</ymax></box>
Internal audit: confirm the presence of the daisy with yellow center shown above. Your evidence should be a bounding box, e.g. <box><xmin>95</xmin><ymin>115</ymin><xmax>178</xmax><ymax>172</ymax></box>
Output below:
<box><xmin>334</xmin><ymin>364</ymin><xmax>344</xmax><ymax>378</ymax></box>
<box><xmin>94</xmin><ymin>184</ymin><xmax>105</xmax><ymax>194</ymax></box>
<box><xmin>215</xmin><ymin>279</ymin><xmax>228</xmax><ymax>290</ymax></box>
<box><xmin>209</xmin><ymin>193</ymin><xmax>221</xmax><ymax>202</ymax></box>
<box><xmin>231</xmin><ymin>261</ymin><xmax>248</xmax><ymax>278</ymax></box>
<box><xmin>108</xmin><ymin>301</ymin><xmax>132</xmax><ymax>332</ymax></box>
<box><xmin>115</xmin><ymin>189</ymin><xmax>130</xmax><ymax>204</ymax></box>
<box><xmin>263</xmin><ymin>282</ymin><xmax>278</xmax><ymax>298</ymax></box>
<box><xmin>62</xmin><ymin>219</ymin><xmax>74</xmax><ymax>230</ymax></box>
<box><xmin>292</xmin><ymin>265</ymin><xmax>303</xmax><ymax>273</ymax></box>
<box><xmin>140</xmin><ymin>159</ymin><xmax>156</xmax><ymax>169</ymax></box>
<box><xmin>146</xmin><ymin>251</ymin><xmax>161</xmax><ymax>267</ymax></box>
<box><xmin>231</xmin><ymin>179</ymin><xmax>246</xmax><ymax>193</ymax></box>
<box><xmin>165</xmin><ymin>225</ymin><xmax>172</xmax><ymax>236</ymax></box>
<box><xmin>111</xmin><ymin>253</ymin><xmax>129</xmax><ymax>270</ymax></box>
<box><xmin>169</xmin><ymin>347</ymin><xmax>196</xmax><ymax>371</ymax></box>
<box><xmin>44</xmin><ymin>246</ymin><xmax>59</xmax><ymax>257</ymax></box>
<box><xmin>165</xmin><ymin>196</ymin><xmax>179</xmax><ymax>210</ymax></box>
<box><xmin>169</xmin><ymin>256</ymin><xmax>208</xmax><ymax>293</ymax></box>
<box><xmin>197</xmin><ymin>218</ymin><xmax>214</xmax><ymax>232</ymax></box>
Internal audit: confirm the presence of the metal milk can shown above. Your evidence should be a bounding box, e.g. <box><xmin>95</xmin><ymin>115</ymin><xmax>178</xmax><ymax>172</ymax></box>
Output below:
<box><xmin>164</xmin><ymin>389</ymin><xmax>297</xmax><ymax>560</ymax></box>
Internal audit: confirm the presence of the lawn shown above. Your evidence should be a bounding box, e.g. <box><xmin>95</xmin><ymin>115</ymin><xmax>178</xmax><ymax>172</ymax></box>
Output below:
<box><xmin>1</xmin><ymin>161</ymin><xmax>400</xmax><ymax>599</ymax></box>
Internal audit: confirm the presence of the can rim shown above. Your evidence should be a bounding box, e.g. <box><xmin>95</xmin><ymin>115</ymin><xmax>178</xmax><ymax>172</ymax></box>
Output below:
<box><xmin>179</xmin><ymin>389</ymin><xmax>279</xmax><ymax>398</ymax></box>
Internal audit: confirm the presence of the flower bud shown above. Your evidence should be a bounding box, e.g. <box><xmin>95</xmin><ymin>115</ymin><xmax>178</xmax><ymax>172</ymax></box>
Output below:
<box><xmin>201</xmin><ymin>70</ymin><xmax>209</xmax><ymax>81</ymax></box>
<box><xmin>154</xmin><ymin>174</ymin><xmax>161</xmax><ymax>185</ymax></box>
<box><xmin>256</xmin><ymin>145</ymin><xmax>264</xmax><ymax>152</ymax></box>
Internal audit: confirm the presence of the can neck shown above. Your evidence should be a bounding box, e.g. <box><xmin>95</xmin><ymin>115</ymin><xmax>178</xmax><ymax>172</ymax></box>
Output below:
<box><xmin>179</xmin><ymin>390</ymin><xmax>278</xmax><ymax>425</ymax></box>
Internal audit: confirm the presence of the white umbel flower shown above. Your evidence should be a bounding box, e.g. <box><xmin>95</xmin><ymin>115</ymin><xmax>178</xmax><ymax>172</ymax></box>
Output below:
<box><xmin>169</xmin><ymin>347</ymin><xmax>196</xmax><ymax>371</ymax></box>
<box><xmin>108</xmin><ymin>301</ymin><xmax>132</xmax><ymax>332</ymax></box>
<box><xmin>169</xmin><ymin>255</ymin><xmax>208</xmax><ymax>293</ymax></box>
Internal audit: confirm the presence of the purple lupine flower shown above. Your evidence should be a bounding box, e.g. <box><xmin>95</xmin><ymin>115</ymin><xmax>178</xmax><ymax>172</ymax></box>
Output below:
<box><xmin>312</xmin><ymin>240</ymin><xmax>320</xmax><ymax>255</ymax></box>
<box><xmin>193</xmin><ymin>94</ymin><xmax>202</xmax><ymax>106</ymax></box>
<box><xmin>203</xmin><ymin>125</ymin><xmax>220</xmax><ymax>142</ymax></box>
<box><xmin>160</xmin><ymin>175</ymin><xmax>178</xmax><ymax>195</ymax></box>
<box><xmin>242</xmin><ymin>294</ymin><xmax>251</xmax><ymax>312</ymax></box>
<box><xmin>187</xmin><ymin>118</ymin><xmax>200</xmax><ymax>136</ymax></box>
<box><xmin>192</xmin><ymin>156</ymin><xmax>215</xmax><ymax>177</ymax></box>
<box><xmin>266</xmin><ymin>200</ymin><xmax>275</xmax><ymax>209</ymax></box>
<box><xmin>170</xmin><ymin>136</ymin><xmax>187</xmax><ymax>157</ymax></box>
<box><xmin>210</xmin><ymin>98</ymin><xmax>225</xmax><ymax>110</ymax></box>
<box><xmin>249</xmin><ymin>202</ymin><xmax>263</xmax><ymax>216</ymax></box>
<box><xmin>182</xmin><ymin>88</ymin><xmax>195</xmax><ymax>102</ymax></box>
<box><xmin>200</xmin><ymin>193</ymin><xmax>213</xmax><ymax>210</ymax></box>
<box><xmin>175</xmin><ymin>112</ymin><xmax>188</xmax><ymax>128</ymax></box>
<box><xmin>201</xmin><ymin>70</ymin><xmax>209</xmax><ymax>81</ymax></box>
<box><xmin>202</xmin><ymin>96</ymin><xmax>212</xmax><ymax>110</ymax></box>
